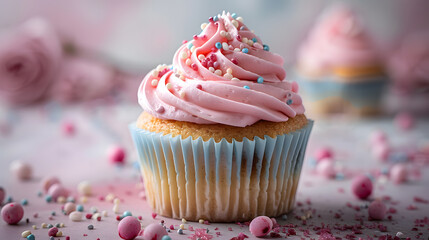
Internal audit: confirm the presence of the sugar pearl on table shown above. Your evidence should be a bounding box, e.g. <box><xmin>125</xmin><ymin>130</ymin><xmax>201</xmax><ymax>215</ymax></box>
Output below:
<box><xmin>214</xmin><ymin>70</ymin><xmax>222</xmax><ymax>76</ymax></box>
<box><xmin>1</xmin><ymin>202</ymin><xmax>24</xmax><ymax>224</ymax></box>
<box><xmin>21</xmin><ymin>230</ymin><xmax>32</xmax><ymax>238</ymax></box>
<box><xmin>316</xmin><ymin>159</ymin><xmax>336</xmax><ymax>179</ymax></box>
<box><xmin>372</xmin><ymin>143</ymin><xmax>390</xmax><ymax>162</ymax></box>
<box><xmin>314</xmin><ymin>147</ymin><xmax>333</xmax><ymax>162</ymax></box>
<box><xmin>118</xmin><ymin>216</ymin><xmax>141</xmax><ymax>240</ymax></box>
<box><xmin>48</xmin><ymin>184</ymin><xmax>69</xmax><ymax>201</ymax></box>
<box><xmin>0</xmin><ymin>187</ymin><xmax>5</xmax><ymax>204</ymax></box>
<box><xmin>108</xmin><ymin>146</ymin><xmax>126</xmax><ymax>165</ymax></box>
<box><xmin>9</xmin><ymin>161</ymin><xmax>32</xmax><ymax>181</ymax></box>
<box><xmin>77</xmin><ymin>181</ymin><xmax>92</xmax><ymax>196</ymax></box>
<box><xmin>351</xmin><ymin>175</ymin><xmax>373</xmax><ymax>199</ymax></box>
<box><xmin>69</xmin><ymin>211</ymin><xmax>82</xmax><ymax>222</ymax></box>
<box><xmin>48</xmin><ymin>227</ymin><xmax>59</xmax><ymax>237</ymax></box>
<box><xmin>394</xmin><ymin>112</ymin><xmax>414</xmax><ymax>130</ymax></box>
<box><xmin>249</xmin><ymin>216</ymin><xmax>273</xmax><ymax>237</ymax></box>
<box><xmin>26</xmin><ymin>234</ymin><xmax>35</xmax><ymax>240</ymax></box>
<box><xmin>62</xmin><ymin>121</ymin><xmax>75</xmax><ymax>136</ymax></box>
<box><xmin>390</xmin><ymin>163</ymin><xmax>408</xmax><ymax>184</ymax></box>
<box><xmin>368</xmin><ymin>200</ymin><xmax>386</xmax><ymax>220</ymax></box>
<box><xmin>63</xmin><ymin>202</ymin><xmax>76</xmax><ymax>215</ymax></box>
<box><xmin>144</xmin><ymin>223</ymin><xmax>168</xmax><ymax>240</ymax></box>
<box><xmin>42</xmin><ymin>177</ymin><xmax>61</xmax><ymax>193</ymax></box>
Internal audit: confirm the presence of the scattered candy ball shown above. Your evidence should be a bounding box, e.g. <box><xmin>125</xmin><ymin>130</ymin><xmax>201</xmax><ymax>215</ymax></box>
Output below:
<box><xmin>368</xmin><ymin>200</ymin><xmax>387</xmax><ymax>220</ymax></box>
<box><xmin>161</xmin><ymin>236</ymin><xmax>172</xmax><ymax>240</ymax></box>
<box><xmin>394</xmin><ymin>112</ymin><xmax>414</xmax><ymax>131</ymax></box>
<box><xmin>390</xmin><ymin>163</ymin><xmax>408</xmax><ymax>184</ymax></box>
<box><xmin>249</xmin><ymin>216</ymin><xmax>273</xmax><ymax>237</ymax></box>
<box><xmin>316</xmin><ymin>159</ymin><xmax>336</xmax><ymax>179</ymax></box>
<box><xmin>351</xmin><ymin>175</ymin><xmax>373</xmax><ymax>199</ymax></box>
<box><xmin>21</xmin><ymin>230</ymin><xmax>32</xmax><ymax>238</ymax></box>
<box><xmin>42</xmin><ymin>177</ymin><xmax>61</xmax><ymax>193</ymax></box>
<box><xmin>1</xmin><ymin>202</ymin><xmax>24</xmax><ymax>224</ymax></box>
<box><xmin>77</xmin><ymin>181</ymin><xmax>92</xmax><ymax>196</ymax></box>
<box><xmin>9</xmin><ymin>161</ymin><xmax>32</xmax><ymax>181</ymax></box>
<box><xmin>108</xmin><ymin>146</ymin><xmax>126</xmax><ymax>165</ymax></box>
<box><xmin>372</xmin><ymin>143</ymin><xmax>391</xmax><ymax>162</ymax></box>
<box><xmin>48</xmin><ymin>227</ymin><xmax>59</xmax><ymax>237</ymax></box>
<box><xmin>47</xmin><ymin>184</ymin><xmax>69</xmax><ymax>201</ymax></box>
<box><xmin>0</xmin><ymin>187</ymin><xmax>5</xmax><ymax>204</ymax></box>
<box><xmin>26</xmin><ymin>234</ymin><xmax>35</xmax><ymax>240</ymax></box>
<box><xmin>69</xmin><ymin>211</ymin><xmax>83</xmax><ymax>222</ymax></box>
<box><xmin>62</xmin><ymin>121</ymin><xmax>75</xmax><ymax>136</ymax></box>
<box><xmin>143</xmin><ymin>223</ymin><xmax>168</xmax><ymax>240</ymax></box>
<box><xmin>63</xmin><ymin>202</ymin><xmax>76</xmax><ymax>215</ymax></box>
<box><xmin>314</xmin><ymin>147</ymin><xmax>333</xmax><ymax>162</ymax></box>
<box><xmin>118</xmin><ymin>216</ymin><xmax>141</xmax><ymax>240</ymax></box>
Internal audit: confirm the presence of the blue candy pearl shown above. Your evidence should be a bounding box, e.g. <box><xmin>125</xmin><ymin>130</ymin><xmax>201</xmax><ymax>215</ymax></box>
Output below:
<box><xmin>187</xmin><ymin>42</ymin><xmax>193</xmax><ymax>49</ymax></box>
<box><xmin>242</xmin><ymin>48</ymin><xmax>249</xmax><ymax>53</ymax></box>
<box><xmin>76</xmin><ymin>204</ymin><xmax>84</xmax><ymax>212</ymax></box>
<box><xmin>263</xmin><ymin>44</ymin><xmax>270</xmax><ymax>51</ymax></box>
<box><xmin>243</xmin><ymin>85</ymin><xmax>250</xmax><ymax>89</ymax></box>
<box><xmin>213</xmin><ymin>15</ymin><xmax>219</xmax><ymax>22</ymax></box>
<box><xmin>123</xmin><ymin>211</ymin><xmax>132</xmax><ymax>217</ymax></box>
<box><xmin>287</xmin><ymin>99</ymin><xmax>293</xmax><ymax>105</ymax></box>
<box><xmin>162</xmin><ymin>236</ymin><xmax>172</xmax><ymax>240</ymax></box>
<box><xmin>27</xmin><ymin>234</ymin><xmax>35</xmax><ymax>240</ymax></box>
<box><xmin>231</xmin><ymin>13</ymin><xmax>237</xmax><ymax>19</ymax></box>
<box><xmin>45</xmin><ymin>195</ymin><xmax>52</xmax><ymax>203</ymax></box>
<box><xmin>257</xmin><ymin>76</ymin><xmax>264</xmax><ymax>83</ymax></box>
<box><xmin>21</xmin><ymin>199</ymin><xmax>28</xmax><ymax>206</ymax></box>
<box><xmin>215</xmin><ymin>42</ymin><xmax>222</xmax><ymax>49</ymax></box>
<box><xmin>252</xmin><ymin>37</ymin><xmax>257</xmax><ymax>43</ymax></box>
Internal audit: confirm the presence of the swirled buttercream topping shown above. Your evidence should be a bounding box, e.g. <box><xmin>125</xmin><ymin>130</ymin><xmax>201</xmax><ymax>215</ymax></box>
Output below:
<box><xmin>138</xmin><ymin>12</ymin><xmax>304</xmax><ymax>127</ymax></box>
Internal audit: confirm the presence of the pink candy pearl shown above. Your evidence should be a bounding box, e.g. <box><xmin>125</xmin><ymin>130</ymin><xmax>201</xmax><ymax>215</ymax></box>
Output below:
<box><xmin>42</xmin><ymin>176</ymin><xmax>61</xmax><ymax>193</ymax></box>
<box><xmin>48</xmin><ymin>184</ymin><xmax>69</xmax><ymax>201</ymax></box>
<box><xmin>118</xmin><ymin>216</ymin><xmax>141</xmax><ymax>240</ymax></box>
<box><xmin>316</xmin><ymin>159</ymin><xmax>336</xmax><ymax>179</ymax></box>
<box><xmin>143</xmin><ymin>223</ymin><xmax>168</xmax><ymax>240</ymax></box>
<box><xmin>0</xmin><ymin>187</ymin><xmax>5</xmax><ymax>205</ymax></box>
<box><xmin>314</xmin><ymin>147</ymin><xmax>333</xmax><ymax>162</ymax></box>
<box><xmin>351</xmin><ymin>175</ymin><xmax>373</xmax><ymax>199</ymax></box>
<box><xmin>1</xmin><ymin>202</ymin><xmax>24</xmax><ymax>224</ymax></box>
<box><xmin>249</xmin><ymin>216</ymin><xmax>273</xmax><ymax>237</ymax></box>
<box><xmin>48</xmin><ymin>227</ymin><xmax>59</xmax><ymax>237</ymax></box>
<box><xmin>390</xmin><ymin>164</ymin><xmax>407</xmax><ymax>184</ymax></box>
<box><xmin>394</xmin><ymin>112</ymin><xmax>414</xmax><ymax>131</ymax></box>
<box><xmin>10</xmin><ymin>161</ymin><xmax>32</xmax><ymax>181</ymax></box>
<box><xmin>109</xmin><ymin>146</ymin><xmax>126</xmax><ymax>165</ymax></box>
<box><xmin>62</xmin><ymin>122</ymin><xmax>75</xmax><ymax>136</ymax></box>
<box><xmin>63</xmin><ymin>202</ymin><xmax>76</xmax><ymax>215</ymax></box>
<box><xmin>372</xmin><ymin>144</ymin><xmax>391</xmax><ymax>162</ymax></box>
<box><xmin>368</xmin><ymin>200</ymin><xmax>386</xmax><ymax>220</ymax></box>
<box><xmin>370</xmin><ymin>130</ymin><xmax>387</xmax><ymax>146</ymax></box>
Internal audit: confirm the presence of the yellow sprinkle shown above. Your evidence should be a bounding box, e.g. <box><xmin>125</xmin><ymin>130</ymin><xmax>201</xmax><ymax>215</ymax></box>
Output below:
<box><xmin>242</xmin><ymin>37</ymin><xmax>248</xmax><ymax>44</ymax></box>
<box><xmin>166</xmin><ymin>83</ymin><xmax>173</xmax><ymax>90</ymax></box>
<box><xmin>224</xmin><ymin>73</ymin><xmax>233</xmax><ymax>80</ymax></box>
<box><xmin>199</xmin><ymin>219</ymin><xmax>204</xmax><ymax>224</ymax></box>
<box><xmin>226</xmin><ymin>68</ymin><xmax>233</xmax><ymax>74</ymax></box>
<box><xmin>57</xmin><ymin>196</ymin><xmax>66</xmax><ymax>204</ymax></box>
<box><xmin>60</xmin><ymin>223</ymin><xmax>65</xmax><ymax>228</ymax></box>
<box><xmin>182</xmin><ymin>218</ymin><xmax>187</xmax><ymax>223</ymax></box>
<box><xmin>200</xmin><ymin>23</ymin><xmax>208</xmax><ymax>30</ymax></box>
<box><xmin>190</xmin><ymin>46</ymin><xmax>196</xmax><ymax>52</ymax></box>
<box><xmin>198</xmin><ymin>54</ymin><xmax>205</xmax><ymax>61</ymax></box>
<box><xmin>247</xmin><ymin>40</ymin><xmax>254</xmax><ymax>46</ymax></box>
<box><xmin>151</xmin><ymin>79</ymin><xmax>158</xmax><ymax>87</ymax></box>
<box><xmin>179</xmin><ymin>91</ymin><xmax>186</xmax><ymax>99</ymax></box>
<box><xmin>80</xmin><ymin>196</ymin><xmax>88</xmax><ymax>204</ymax></box>
<box><xmin>214</xmin><ymin>69</ymin><xmax>223</xmax><ymax>76</ymax></box>
<box><xmin>180</xmin><ymin>224</ymin><xmax>185</xmax><ymax>230</ymax></box>
<box><xmin>179</xmin><ymin>75</ymin><xmax>185</xmax><ymax>80</ymax></box>
<box><xmin>209</xmin><ymin>67</ymin><xmax>215</xmax><ymax>73</ymax></box>
<box><xmin>41</xmin><ymin>223</ymin><xmax>48</xmax><ymax>228</ymax></box>
<box><xmin>32</xmin><ymin>225</ymin><xmax>37</xmax><ymax>230</ymax></box>
<box><xmin>152</xmin><ymin>70</ymin><xmax>159</xmax><ymax>78</ymax></box>
<box><xmin>185</xmin><ymin>59</ymin><xmax>192</xmax><ymax>66</ymax></box>
<box><xmin>113</xmin><ymin>198</ymin><xmax>120</xmax><ymax>205</ymax></box>
<box><xmin>236</xmin><ymin>17</ymin><xmax>243</xmax><ymax>22</ymax></box>
<box><xmin>231</xmin><ymin>20</ymin><xmax>239</xmax><ymax>28</ymax></box>
<box><xmin>231</xmin><ymin>77</ymin><xmax>240</xmax><ymax>82</ymax></box>
<box><xmin>56</xmin><ymin>231</ymin><xmax>63</xmax><ymax>237</ymax></box>
<box><xmin>180</xmin><ymin>50</ymin><xmax>188</xmax><ymax>60</ymax></box>
<box><xmin>21</xmin><ymin>230</ymin><xmax>32</xmax><ymax>238</ymax></box>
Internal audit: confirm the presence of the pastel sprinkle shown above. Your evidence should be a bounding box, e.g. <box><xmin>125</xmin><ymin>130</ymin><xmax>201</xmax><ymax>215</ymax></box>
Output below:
<box><xmin>151</xmin><ymin>79</ymin><xmax>158</xmax><ymax>87</ymax></box>
<box><xmin>21</xmin><ymin>230</ymin><xmax>32</xmax><ymax>238</ymax></box>
<box><xmin>287</xmin><ymin>99</ymin><xmax>293</xmax><ymax>105</ymax></box>
<box><xmin>263</xmin><ymin>44</ymin><xmax>270</xmax><ymax>51</ymax></box>
<box><xmin>123</xmin><ymin>211</ymin><xmax>132</xmax><ymax>217</ymax></box>
<box><xmin>26</xmin><ymin>234</ymin><xmax>35</xmax><ymax>240</ymax></box>
<box><xmin>215</xmin><ymin>42</ymin><xmax>222</xmax><ymax>49</ymax></box>
<box><xmin>226</xmin><ymin>68</ymin><xmax>233</xmax><ymax>74</ymax></box>
<box><xmin>231</xmin><ymin>20</ymin><xmax>239</xmax><ymax>28</ymax></box>
<box><xmin>180</xmin><ymin>50</ymin><xmax>188</xmax><ymax>60</ymax></box>
<box><xmin>252</xmin><ymin>37</ymin><xmax>257</xmax><ymax>42</ymax></box>
<box><xmin>257</xmin><ymin>76</ymin><xmax>264</xmax><ymax>84</ymax></box>
<box><xmin>177</xmin><ymin>229</ymin><xmax>184</xmax><ymax>234</ymax></box>
<box><xmin>166</xmin><ymin>83</ymin><xmax>173</xmax><ymax>90</ymax></box>
<box><xmin>45</xmin><ymin>195</ymin><xmax>52</xmax><ymax>203</ymax></box>
<box><xmin>236</xmin><ymin>16</ymin><xmax>243</xmax><ymax>22</ymax></box>
<box><xmin>200</xmin><ymin>23</ymin><xmax>207</xmax><ymax>30</ymax></box>
<box><xmin>231</xmin><ymin>13</ymin><xmax>237</xmax><ymax>19</ymax></box>
<box><xmin>76</xmin><ymin>205</ymin><xmax>84</xmax><ymax>212</ymax></box>
<box><xmin>213</xmin><ymin>15</ymin><xmax>219</xmax><ymax>21</ymax></box>
<box><xmin>242</xmin><ymin>48</ymin><xmax>249</xmax><ymax>53</ymax></box>
<box><xmin>243</xmin><ymin>85</ymin><xmax>250</xmax><ymax>89</ymax></box>
<box><xmin>21</xmin><ymin>199</ymin><xmax>28</xmax><ymax>206</ymax></box>
<box><xmin>214</xmin><ymin>69</ymin><xmax>223</xmax><ymax>76</ymax></box>
<box><xmin>185</xmin><ymin>59</ymin><xmax>192</xmax><ymax>66</ymax></box>
<box><xmin>222</xmin><ymin>42</ymin><xmax>229</xmax><ymax>51</ymax></box>
<box><xmin>187</xmin><ymin>42</ymin><xmax>193</xmax><ymax>50</ymax></box>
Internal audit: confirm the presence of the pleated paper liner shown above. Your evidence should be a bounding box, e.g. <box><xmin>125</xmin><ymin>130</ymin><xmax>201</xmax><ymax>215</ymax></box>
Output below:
<box><xmin>129</xmin><ymin>120</ymin><xmax>313</xmax><ymax>222</ymax></box>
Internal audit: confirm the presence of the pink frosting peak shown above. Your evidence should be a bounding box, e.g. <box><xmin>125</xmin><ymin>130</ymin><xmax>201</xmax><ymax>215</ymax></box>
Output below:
<box><xmin>138</xmin><ymin>12</ymin><xmax>304</xmax><ymax>127</ymax></box>
<box><xmin>298</xmin><ymin>5</ymin><xmax>381</xmax><ymax>72</ymax></box>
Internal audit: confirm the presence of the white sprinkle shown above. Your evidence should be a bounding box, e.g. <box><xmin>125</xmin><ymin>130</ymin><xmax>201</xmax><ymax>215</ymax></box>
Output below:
<box><xmin>231</xmin><ymin>77</ymin><xmax>240</xmax><ymax>82</ymax></box>
<box><xmin>220</xmin><ymin>30</ymin><xmax>226</xmax><ymax>37</ymax></box>
<box><xmin>151</xmin><ymin>79</ymin><xmax>158</xmax><ymax>87</ymax></box>
<box><xmin>209</xmin><ymin>67</ymin><xmax>215</xmax><ymax>72</ymax></box>
<box><xmin>69</xmin><ymin>211</ymin><xmax>83</xmax><ymax>222</ymax></box>
<box><xmin>247</xmin><ymin>40</ymin><xmax>254</xmax><ymax>46</ymax></box>
<box><xmin>214</xmin><ymin>69</ymin><xmax>223</xmax><ymax>76</ymax></box>
<box><xmin>236</xmin><ymin>17</ymin><xmax>243</xmax><ymax>22</ymax></box>
<box><xmin>396</xmin><ymin>232</ymin><xmax>404</xmax><ymax>238</ymax></box>
<box><xmin>152</xmin><ymin>70</ymin><xmax>159</xmax><ymax>77</ymax></box>
<box><xmin>198</xmin><ymin>54</ymin><xmax>205</xmax><ymax>61</ymax></box>
<box><xmin>92</xmin><ymin>213</ymin><xmax>101</xmax><ymax>220</ymax></box>
<box><xmin>222</xmin><ymin>42</ymin><xmax>229</xmax><ymax>51</ymax></box>
<box><xmin>105</xmin><ymin>193</ymin><xmax>115</xmax><ymax>202</ymax></box>
<box><xmin>180</xmin><ymin>50</ymin><xmax>188</xmax><ymax>60</ymax></box>
<box><xmin>112</xmin><ymin>204</ymin><xmax>120</xmax><ymax>214</ymax></box>
<box><xmin>102</xmin><ymin>210</ymin><xmax>108</xmax><ymax>217</ymax></box>
<box><xmin>199</xmin><ymin>219</ymin><xmax>204</xmax><ymax>224</ymax></box>
<box><xmin>179</xmin><ymin>91</ymin><xmax>186</xmax><ymax>99</ymax></box>
<box><xmin>190</xmin><ymin>46</ymin><xmax>196</xmax><ymax>52</ymax></box>
<box><xmin>242</xmin><ymin>37</ymin><xmax>248</xmax><ymax>44</ymax></box>
<box><xmin>179</xmin><ymin>75</ymin><xmax>185</xmax><ymax>80</ymax></box>
<box><xmin>21</xmin><ymin>230</ymin><xmax>32</xmax><ymax>238</ymax></box>
<box><xmin>185</xmin><ymin>59</ymin><xmax>192</xmax><ymax>66</ymax></box>
<box><xmin>234</xmin><ymin>48</ymin><xmax>241</xmax><ymax>52</ymax></box>
<box><xmin>200</xmin><ymin>23</ymin><xmax>208</xmax><ymax>30</ymax></box>
<box><xmin>56</xmin><ymin>231</ymin><xmax>63</xmax><ymax>237</ymax></box>
<box><xmin>41</xmin><ymin>223</ymin><xmax>48</xmax><ymax>228</ymax></box>
<box><xmin>57</xmin><ymin>196</ymin><xmax>66</xmax><ymax>204</ymax></box>
<box><xmin>156</xmin><ymin>64</ymin><xmax>167</xmax><ymax>71</ymax></box>
<box><xmin>78</xmin><ymin>181</ymin><xmax>92</xmax><ymax>196</ymax></box>
<box><xmin>166</xmin><ymin>83</ymin><xmax>173</xmax><ymax>90</ymax></box>
<box><xmin>231</xmin><ymin>20</ymin><xmax>239</xmax><ymax>28</ymax></box>
<box><xmin>224</xmin><ymin>73</ymin><xmax>233</xmax><ymax>80</ymax></box>
<box><xmin>254</xmin><ymin>42</ymin><xmax>263</xmax><ymax>49</ymax></box>
<box><xmin>226</xmin><ymin>32</ymin><xmax>232</xmax><ymax>40</ymax></box>
<box><xmin>113</xmin><ymin>198</ymin><xmax>120</xmax><ymax>205</ymax></box>
<box><xmin>226</xmin><ymin>68</ymin><xmax>233</xmax><ymax>74</ymax></box>
<box><xmin>182</xmin><ymin>218</ymin><xmax>187</xmax><ymax>223</ymax></box>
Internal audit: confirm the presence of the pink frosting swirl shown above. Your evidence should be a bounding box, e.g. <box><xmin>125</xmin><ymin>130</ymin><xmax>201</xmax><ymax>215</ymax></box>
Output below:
<box><xmin>298</xmin><ymin>5</ymin><xmax>381</xmax><ymax>72</ymax></box>
<box><xmin>138</xmin><ymin>12</ymin><xmax>304</xmax><ymax>127</ymax></box>
<box><xmin>0</xmin><ymin>18</ymin><xmax>62</xmax><ymax>105</ymax></box>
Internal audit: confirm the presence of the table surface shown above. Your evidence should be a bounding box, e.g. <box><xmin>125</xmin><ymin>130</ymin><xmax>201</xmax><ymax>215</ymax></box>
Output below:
<box><xmin>0</xmin><ymin>101</ymin><xmax>428</xmax><ymax>240</ymax></box>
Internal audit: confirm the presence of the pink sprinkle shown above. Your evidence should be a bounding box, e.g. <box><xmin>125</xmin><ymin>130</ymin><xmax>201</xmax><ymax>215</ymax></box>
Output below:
<box><xmin>193</xmin><ymin>35</ymin><xmax>198</xmax><ymax>40</ymax></box>
<box><xmin>66</xmin><ymin>236</ymin><xmax>70</xmax><ymax>240</ymax></box>
<box><xmin>216</xmin><ymin>232</ymin><xmax>220</xmax><ymax>236</ymax></box>
<box><xmin>62</xmin><ymin>122</ymin><xmax>75</xmax><ymax>136</ymax></box>
<box><xmin>138</xmin><ymin>216</ymin><xmax>142</xmax><ymax>220</ymax></box>
<box><xmin>151</xmin><ymin>213</ymin><xmax>157</xmax><ymax>219</ymax></box>
<box><xmin>98</xmin><ymin>196</ymin><xmax>105</xmax><ymax>201</ymax></box>
<box><xmin>191</xmin><ymin>63</ymin><xmax>198</xmax><ymax>71</ymax></box>
<box><xmin>314</xmin><ymin>147</ymin><xmax>333</xmax><ymax>162</ymax></box>
<box><xmin>189</xmin><ymin>225</ymin><xmax>194</xmax><ymax>231</ymax></box>
<box><xmin>228</xmin><ymin>227</ymin><xmax>233</xmax><ymax>231</ymax></box>
<box><xmin>394</xmin><ymin>112</ymin><xmax>414</xmax><ymax>130</ymax></box>
<box><xmin>33</xmin><ymin>213</ymin><xmax>38</xmax><ymax>218</ymax></box>
<box><xmin>188</xmin><ymin>228</ymin><xmax>214</xmax><ymax>240</ymax></box>
<box><xmin>182</xmin><ymin>40</ymin><xmax>188</xmax><ymax>44</ymax></box>
<box><xmin>236</xmin><ymin>35</ymin><xmax>241</xmax><ymax>41</ymax></box>
<box><xmin>169</xmin><ymin>225</ymin><xmax>174</xmax><ymax>230</ymax></box>
<box><xmin>204</xmin><ymin>220</ymin><xmax>210</xmax><ymax>225</ymax></box>
<box><xmin>414</xmin><ymin>196</ymin><xmax>429</xmax><ymax>204</ymax></box>
<box><xmin>407</xmin><ymin>204</ymin><xmax>418</xmax><ymax>210</ymax></box>
<box><xmin>86</xmin><ymin>214</ymin><xmax>92</xmax><ymax>219</ymax></box>
<box><xmin>231</xmin><ymin>58</ymin><xmax>238</xmax><ymax>65</ymax></box>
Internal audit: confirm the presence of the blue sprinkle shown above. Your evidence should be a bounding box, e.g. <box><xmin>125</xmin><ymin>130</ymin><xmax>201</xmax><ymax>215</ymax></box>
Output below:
<box><xmin>133</xmin><ymin>161</ymin><xmax>140</xmax><ymax>170</ymax></box>
<box><xmin>88</xmin><ymin>224</ymin><xmax>94</xmax><ymax>230</ymax></box>
<box><xmin>26</xmin><ymin>234</ymin><xmax>35</xmax><ymax>240</ymax></box>
<box><xmin>307</xmin><ymin>157</ymin><xmax>317</xmax><ymax>167</ymax></box>
<box><xmin>67</xmin><ymin>196</ymin><xmax>75</xmax><ymax>203</ymax></box>
<box><xmin>37</xmin><ymin>191</ymin><xmax>42</xmax><ymax>197</ymax></box>
<box><xmin>45</xmin><ymin>195</ymin><xmax>52</xmax><ymax>203</ymax></box>
<box><xmin>213</xmin><ymin>15</ymin><xmax>219</xmax><ymax>22</ymax></box>
<box><xmin>242</xmin><ymin>48</ymin><xmax>249</xmax><ymax>53</ymax></box>
<box><xmin>6</xmin><ymin>196</ymin><xmax>13</xmax><ymax>203</ymax></box>
<box><xmin>263</xmin><ymin>44</ymin><xmax>270</xmax><ymax>51</ymax></box>
<box><xmin>76</xmin><ymin>205</ymin><xmax>84</xmax><ymax>212</ymax></box>
<box><xmin>287</xmin><ymin>99</ymin><xmax>293</xmax><ymax>105</ymax></box>
<box><xmin>55</xmin><ymin>223</ymin><xmax>61</xmax><ymax>228</ymax></box>
<box><xmin>47</xmin><ymin>224</ymin><xmax>54</xmax><ymax>228</ymax></box>
<box><xmin>243</xmin><ymin>85</ymin><xmax>250</xmax><ymax>89</ymax></box>
<box><xmin>162</xmin><ymin>236</ymin><xmax>172</xmax><ymax>240</ymax></box>
<box><xmin>381</xmin><ymin>167</ymin><xmax>389</xmax><ymax>175</ymax></box>
<box><xmin>365</xmin><ymin>173</ymin><xmax>375</xmax><ymax>182</ymax></box>
<box><xmin>187</xmin><ymin>42</ymin><xmax>193</xmax><ymax>49</ymax></box>
<box><xmin>281</xmin><ymin>214</ymin><xmax>288</xmax><ymax>220</ymax></box>
<box><xmin>123</xmin><ymin>211</ymin><xmax>132</xmax><ymax>217</ymax></box>
<box><xmin>252</xmin><ymin>37</ymin><xmax>257</xmax><ymax>43</ymax></box>
<box><xmin>51</xmin><ymin>211</ymin><xmax>56</xmax><ymax>216</ymax></box>
<box><xmin>335</xmin><ymin>172</ymin><xmax>345</xmax><ymax>180</ymax></box>
<box><xmin>50</xmin><ymin>237</ymin><xmax>55</xmax><ymax>240</ymax></box>
<box><xmin>257</xmin><ymin>76</ymin><xmax>264</xmax><ymax>83</ymax></box>
<box><xmin>21</xmin><ymin>199</ymin><xmax>28</xmax><ymax>206</ymax></box>
<box><xmin>231</xmin><ymin>13</ymin><xmax>237</xmax><ymax>19</ymax></box>
<box><xmin>177</xmin><ymin>229</ymin><xmax>184</xmax><ymax>234</ymax></box>
<box><xmin>240</xmin><ymin>26</ymin><xmax>246</xmax><ymax>30</ymax></box>
<box><xmin>215</xmin><ymin>42</ymin><xmax>222</xmax><ymax>49</ymax></box>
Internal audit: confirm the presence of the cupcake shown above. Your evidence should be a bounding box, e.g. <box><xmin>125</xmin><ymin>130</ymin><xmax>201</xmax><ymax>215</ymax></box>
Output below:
<box><xmin>130</xmin><ymin>12</ymin><xmax>313</xmax><ymax>222</ymax></box>
<box><xmin>295</xmin><ymin>5</ymin><xmax>387</xmax><ymax>116</ymax></box>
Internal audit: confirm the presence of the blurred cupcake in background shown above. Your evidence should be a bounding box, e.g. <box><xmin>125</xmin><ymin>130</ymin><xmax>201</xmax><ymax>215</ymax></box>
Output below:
<box><xmin>295</xmin><ymin>5</ymin><xmax>387</xmax><ymax>117</ymax></box>
<box><xmin>386</xmin><ymin>31</ymin><xmax>429</xmax><ymax>115</ymax></box>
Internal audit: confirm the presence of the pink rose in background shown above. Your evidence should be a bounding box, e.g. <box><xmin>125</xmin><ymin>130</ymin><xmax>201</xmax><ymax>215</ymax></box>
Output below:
<box><xmin>51</xmin><ymin>57</ymin><xmax>118</xmax><ymax>103</ymax></box>
<box><xmin>0</xmin><ymin>18</ymin><xmax>62</xmax><ymax>105</ymax></box>
<box><xmin>388</xmin><ymin>31</ymin><xmax>429</xmax><ymax>94</ymax></box>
